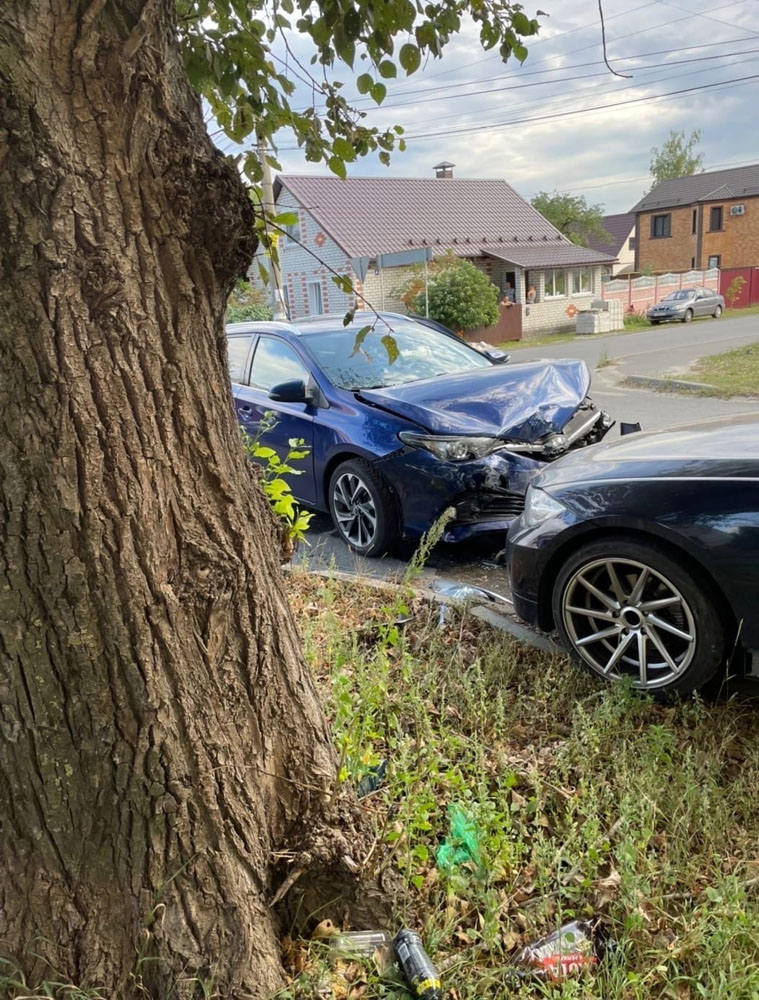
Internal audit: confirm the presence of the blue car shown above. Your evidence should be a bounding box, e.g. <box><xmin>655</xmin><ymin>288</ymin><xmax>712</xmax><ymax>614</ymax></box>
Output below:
<box><xmin>227</xmin><ymin>313</ymin><xmax>613</xmax><ymax>556</ymax></box>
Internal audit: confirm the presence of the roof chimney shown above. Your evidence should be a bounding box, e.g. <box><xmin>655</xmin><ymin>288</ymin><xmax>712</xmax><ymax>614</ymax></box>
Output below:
<box><xmin>434</xmin><ymin>161</ymin><xmax>455</xmax><ymax>179</ymax></box>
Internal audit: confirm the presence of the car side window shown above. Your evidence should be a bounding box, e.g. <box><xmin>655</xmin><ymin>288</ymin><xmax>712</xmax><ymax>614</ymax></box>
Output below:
<box><xmin>249</xmin><ymin>337</ymin><xmax>311</xmax><ymax>392</ymax></box>
<box><xmin>227</xmin><ymin>335</ymin><xmax>253</xmax><ymax>384</ymax></box>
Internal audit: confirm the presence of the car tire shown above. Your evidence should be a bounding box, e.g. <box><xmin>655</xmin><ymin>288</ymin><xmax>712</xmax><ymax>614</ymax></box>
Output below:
<box><xmin>328</xmin><ymin>458</ymin><xmax>398</xmax><ymax>557</ymax></box>
<box><xmin>551</xmin><ymin>536</ymin><xmax>729</xmax><ymax>697</ymax></box>
<box><xmin>682</xmin><ymin>309</ymin><xmax>694</xmax><ymax>323</ymax></box>
<box><xmin>713</xmin><ymin>305</ymin><xmax>723</xmax><ymax>318</ymax></box>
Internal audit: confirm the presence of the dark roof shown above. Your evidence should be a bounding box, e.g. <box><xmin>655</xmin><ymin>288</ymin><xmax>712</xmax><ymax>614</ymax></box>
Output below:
<box><xmin>275</xmin><ymin>174</ymin><xmax>574</xmax><ymax>260</ymax></box>
<box><xmin>485</xmin><ymin>243</ymin><xmax>614</xmax><ymax>268</ymax></box>
<box><xmin>586</xmin><ymin>213</ymin><xmax>635</xmax><ymax>257</ymax></box>
<box><xmin>632</xmin><ymin>164</ymin><xmax>759</xmax><ymax>213</ymax></box>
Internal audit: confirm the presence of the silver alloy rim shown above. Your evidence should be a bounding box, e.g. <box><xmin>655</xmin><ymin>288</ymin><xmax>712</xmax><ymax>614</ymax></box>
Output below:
<box><xmin>715</xmin><ymin>306</ymin><xmax>722</xmax><ymax>317</ymax></box>
<box><xmin>561</xmin><ymin>557</ymin><xmax>697</xmax><ymax>690</ymax></box>
<box><xmin>332</xmin><ymin>472</ymin><xmax>378</xmax><ymax>549</ymax></box>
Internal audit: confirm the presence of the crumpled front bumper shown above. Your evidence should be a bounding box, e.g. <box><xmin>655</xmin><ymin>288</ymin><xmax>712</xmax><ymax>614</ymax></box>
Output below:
<box><xmin>376</xmin><ymin>401</ymin><xmax>614</xmax><ymax>542</ymax></box>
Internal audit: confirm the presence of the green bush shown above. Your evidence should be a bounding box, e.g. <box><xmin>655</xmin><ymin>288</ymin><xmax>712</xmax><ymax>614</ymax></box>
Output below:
<box><xmin>411</xmin><ymin>258</ymin><xmax>500</xmax><ymax>333</ymax></box>
<box><xmin>226</xmin><ymin>278</ymin><xmax>273</xmax><ymax>323</ymax></box>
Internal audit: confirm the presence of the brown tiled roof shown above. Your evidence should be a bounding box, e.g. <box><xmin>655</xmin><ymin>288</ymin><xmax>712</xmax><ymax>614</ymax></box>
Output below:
<box><xmin>275</xmin><ymin>174</ymin><xmax>569</xmax><ymax>259</ymax></box>
<box><xmin>586</xmin><ymin>213</ymin><xmax>635</xmax><ymax>258</ymax></box>
<box><xmin>631</xmin><ymin>163</ymin><xmax>759</xmax><ymax>213</ymax></box>
<box><xmin>485</xmin><ymin>243</ymin><xmax>615</xmax><ymax>268</ymax></box>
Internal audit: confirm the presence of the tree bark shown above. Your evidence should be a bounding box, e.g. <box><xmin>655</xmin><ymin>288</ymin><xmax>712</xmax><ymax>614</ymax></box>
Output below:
<box><xmin>0</xmin><ymin>3</ymin><xmax>352</xmax><ymax>995</ymax></box>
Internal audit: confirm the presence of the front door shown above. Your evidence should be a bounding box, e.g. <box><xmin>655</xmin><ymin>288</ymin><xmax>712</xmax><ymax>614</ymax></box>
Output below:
<box><xmin>234</xmin><ymin>335</ymin><xmax>317</xmax><ymax>504</ymax></box>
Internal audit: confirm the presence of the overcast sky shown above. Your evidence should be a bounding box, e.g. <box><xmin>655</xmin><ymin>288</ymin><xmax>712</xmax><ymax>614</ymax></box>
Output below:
<box><xmin>224</xmin><ymin>0</ymin><xmax>759</xmax><ymax>215</ymax></box>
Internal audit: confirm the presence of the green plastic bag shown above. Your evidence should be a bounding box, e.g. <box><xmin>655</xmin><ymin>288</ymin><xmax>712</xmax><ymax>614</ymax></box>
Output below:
<box><xmin>436</xmin><ymin>803</ymin><xmax>483</xmax><ymax>873</ymax></box>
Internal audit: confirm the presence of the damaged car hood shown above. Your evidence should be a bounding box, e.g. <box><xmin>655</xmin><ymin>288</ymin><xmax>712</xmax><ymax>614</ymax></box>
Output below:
<box><xmin>357</xmin><ymin>359</ymin><xmax>591</xmax><ymax>442</ymax></box>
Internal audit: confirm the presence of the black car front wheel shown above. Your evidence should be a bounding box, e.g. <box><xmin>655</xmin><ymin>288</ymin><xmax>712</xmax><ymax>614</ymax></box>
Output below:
<box><xmin>714</xmin><ymin>304</ymin><xmax>723</xmax><ymax>318</ymax></box>
<box><xmin>552</xmin><ymin>537</ymin><xmax>729</xmax><ymax>696</ymax></box>
<box><xmin>328</xmin><ymin>458</ymin><xmax>397</xmax><ymax>557</ymax></box>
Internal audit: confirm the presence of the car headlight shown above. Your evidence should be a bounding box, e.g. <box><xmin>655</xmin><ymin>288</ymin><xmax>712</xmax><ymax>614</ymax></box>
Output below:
<box><xmin>398</xmin><ymin>431</ymin><xmax>499</xmax><ymax>462</ymax></box>
<box><xmin>522</xmin><ymin>485</ymin><xmax>567</xmax><ymax>527</ymax></box>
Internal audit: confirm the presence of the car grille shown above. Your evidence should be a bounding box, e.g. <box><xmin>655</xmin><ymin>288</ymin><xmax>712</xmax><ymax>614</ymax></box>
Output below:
<box><xmin>453</xmin><ymin>490</ymin><xmax>525</xmax><ymax>523</ymax></box>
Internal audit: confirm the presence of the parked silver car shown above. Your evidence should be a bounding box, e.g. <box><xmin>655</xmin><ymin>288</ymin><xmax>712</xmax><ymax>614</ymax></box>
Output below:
<box><xmin>647</xmin><ymin>287</ymin><xmax>725</xmax><ymax>325</ymax></box>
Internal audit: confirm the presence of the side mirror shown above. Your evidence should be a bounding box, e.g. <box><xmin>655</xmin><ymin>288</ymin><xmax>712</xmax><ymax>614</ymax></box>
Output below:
<box><xmin>268</xmin><ymin>378</ymin><xmax>314</xmax><ymax>403</ymax></box>
<box><xmin>485</xmin><ymin>348</ymin><xmax>510</xmax><ymax>364</ymax></box>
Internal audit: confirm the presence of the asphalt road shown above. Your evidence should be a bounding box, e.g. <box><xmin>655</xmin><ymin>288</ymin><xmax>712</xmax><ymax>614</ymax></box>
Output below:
<box><xmin>294</xmin><ymin>312</ymin><xmax>759</xmax><ymax>586</ymax></box>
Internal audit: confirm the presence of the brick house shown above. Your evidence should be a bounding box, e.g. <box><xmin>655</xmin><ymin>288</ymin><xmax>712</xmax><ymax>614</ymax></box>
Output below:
<box><xmin>632</xmin><ymin>164</ymin><xmax>759</xmax><ymax>273</ymax></box>
<box><xmin>253</xmin><ymin>170</ymin><xmax>615</xmax><ymax>339</ymax></box>
<box><xmin>587</xmin><ymin>213</ymin><xmax>636</xmax><ymax>276</ymax></box>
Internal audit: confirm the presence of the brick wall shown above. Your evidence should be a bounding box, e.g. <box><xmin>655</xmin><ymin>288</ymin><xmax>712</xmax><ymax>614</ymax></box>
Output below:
<box><xmin>249</xmin><ymin>187</ymin><xmax>359</xmax><ymax>318</ymax></box>
<box><xmin>636</xmin><ymin>206</ymin><xmax>696</xmax><ymax>272</ymax></box>
<box><xmin>521</xmin><ymin>265</ymin><xmax>605</xmax><ymax>337</ymax></box>
<box><xmin>637</xmin><ymin>196</ymin><xmax>759</xmax><ymax>272</ymax></box>
<box><xmin>701</xmin><ymin>197</ymin><xmax>759</xmax><ymax>269</ymax></box>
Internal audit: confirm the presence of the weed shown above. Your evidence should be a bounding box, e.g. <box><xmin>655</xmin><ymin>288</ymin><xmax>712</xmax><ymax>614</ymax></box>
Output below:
<box><xmin>288</xmin><ymin>572</ymin><xmax>759</xmax><ymax>999</ymax></box>
<box><xmin>596</xmin><ymin>349</ymin><xmax>617</xmax><ymax>369</ymax></box>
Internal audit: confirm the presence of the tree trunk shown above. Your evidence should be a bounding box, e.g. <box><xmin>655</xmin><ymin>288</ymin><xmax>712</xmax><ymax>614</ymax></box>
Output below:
<box><xmin>0</xmin><ymin>3</ymin><xmax>354</xmax><ymax>995</ymax></box>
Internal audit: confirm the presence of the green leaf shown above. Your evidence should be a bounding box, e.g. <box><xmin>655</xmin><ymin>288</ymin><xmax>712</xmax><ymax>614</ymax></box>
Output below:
<box><xmin>512</xmin><ymin>11</ymin><xmax>535</xmax><ymax>35</ymax></box>
<box><xmin>356</xmin><ymin>73</ymin><xmax>373</xmax><ymax>95</ymax></box>
<box><xmin>378</xmin><ymin>60</ymin><xmax>397</xmax><ymax>79</ymax></box>
<box><xmin>380</xmin><ymin>333</ymin><xmax>398</xmax><ymax>364</ymax></box>
<box><xmin>370</xmin><ymin>82</ymin><xmax>387</xmax><ymax>104</ymax></box>
<box><xmin>332</xmin><ymin>137</ymin><xmax>356</xmax><ymax>162</ymax></box>
<box><xmin>513</xmin><ymin>42</ymin><xmax>528</xmax><ymax>63</ymax></box>
<box><xmin>399</xmin><ymin>43</ymin><xmax>421</xmax><ymax>74</ymax></box>
<box><xmin>328</xmin><ymin>155</ymin><xmax>347</xmax><ymax>179</ymax></box>
<box><xmin>379</xmin><ymin>150</ymin><xmax>390</xmax><ymax>167</ymax></box>
<box><xmin>350</xmin><ymin>324</ymin><xmax>373</xmax><ymax>356</ymax></box>
<box><xmin>273</xmin><ymin>211</ymin><xmax>299</xmax><ymax>226</ymax></box>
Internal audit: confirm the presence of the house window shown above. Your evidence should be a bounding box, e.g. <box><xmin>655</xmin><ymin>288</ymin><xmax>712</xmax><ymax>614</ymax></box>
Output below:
<box><xmin>691</xmin><ymin>257</ymin><xmax>695</xmax><ymax>269</ymax></box>
<box><xmin>709</xmin><ymin>206</ymin><xmax>723</xmax><ymax>232</ymax></box>
<box><xmin>282</xmin><ymin>215</ymin><xmax>301</xmax><ymax>247</ymax></box>
<box><xmin>307</xmin><ymin>279</ymin><xmax>323</xmax><ymax>315</ymax></box>
<box><xmin>651</xmin><ymin>214</ymin><xmax>671</xmax><ymax>238</ymax></box>
<box><xmin>628</xmin><ymin>236</ymin><xmax>636</xmax><ymax>250</ymax></box>
<box><xmin>692</xmin><ymin>209</ymin><xmax>697</xmax><ymax>234</ymax></box>
<box><xmin>570</xmin><ymin>268</ymin><xmax>591</xmax><ymax>295</ymax></box>
<box><xmin>707</xmin><ymin>255</ymin><xmax>721</xmax><ymax>269</ymax></box>
<box><xmin>544</xmin><ymin>269</ymin><xmax>566</xmax><ymax>298</ymax></box>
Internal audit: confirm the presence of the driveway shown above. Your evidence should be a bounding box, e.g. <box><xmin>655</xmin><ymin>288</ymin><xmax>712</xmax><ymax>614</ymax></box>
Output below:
<box><xmin>294</xmin><ymin>313</ymin><xmax>758</xmax><ymax>585</ymax></box>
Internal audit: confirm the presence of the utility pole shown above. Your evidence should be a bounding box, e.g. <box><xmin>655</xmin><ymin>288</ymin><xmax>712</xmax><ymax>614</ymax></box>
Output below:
<box><xmin>258</xmin><ymin>133</ymin><xmax>288</xmax><ymax>321</ymax></box>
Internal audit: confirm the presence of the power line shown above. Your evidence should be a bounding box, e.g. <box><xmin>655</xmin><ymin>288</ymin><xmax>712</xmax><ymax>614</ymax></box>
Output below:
<box><xmin>401</xmin><ymin>53</ymin><xmax>758</xmax><ymax>135</ymax></box>
<box><xmin>336</xmin><ymin>37</ymin><xmax>755</xmax><ymax>109</ymax></box>
<box><xmin>361</xmin><ymin>46</ymin><xmax>759</xmax><ymax>112</ymax></box>
<box><xmin>332</xmin><ymin>0</ymin><xmax>752</xmax><ymax>104</ymax></box>
<box><xmin>399</xmin><ymin>73</ymin><xmax>759</xmax><ymax>142</ymax></box>
<box><xmin>557</xmin><ymin>156</ymin><xmax>759</xmax><ymax>194</ymax></box>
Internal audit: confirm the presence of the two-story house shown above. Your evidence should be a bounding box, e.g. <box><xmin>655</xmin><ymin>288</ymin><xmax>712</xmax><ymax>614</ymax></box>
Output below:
<box><xmin>252</xmin><ymin>167</ymin><xmax>615</xmax><ymax>340</ymax></box>
<box><xmin>632</xmin><ymin>164</ymin><xmax>759</xmax><ymax>273</ymax></box>
<box><xmin>587</xmin><ymin>213</ymin><xmax>636</xmax><ymax>276</ymax></box>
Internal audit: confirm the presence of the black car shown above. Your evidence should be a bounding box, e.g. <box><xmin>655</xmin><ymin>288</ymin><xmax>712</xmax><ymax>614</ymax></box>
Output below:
<box><xmin>507</xmin><ymin>415</ymin><xmax>759</xmax><ymax>695</ymax></box>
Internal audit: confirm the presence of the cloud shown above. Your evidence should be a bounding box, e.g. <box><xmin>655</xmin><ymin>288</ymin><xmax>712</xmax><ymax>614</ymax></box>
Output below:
<box><xmin>238</xmin><ymin>0</ymin><xmax>759</xmax><ymax>214</ymax></box>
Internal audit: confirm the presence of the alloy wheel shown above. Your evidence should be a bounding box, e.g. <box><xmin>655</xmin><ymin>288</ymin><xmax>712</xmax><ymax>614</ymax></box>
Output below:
<box><xmin>561</xmin><ymin>556</ymin><xmax>697</xmax><ymax>690</ymax></box>
<box><xmin>714</xmin><ymin>305</ymin><xmax>723</xmax><ymax>318</ymax></box>
<box><xmin>332</xmin><ymin>472</ymin><xmax>378</xmax><ymax>550</ymax></box>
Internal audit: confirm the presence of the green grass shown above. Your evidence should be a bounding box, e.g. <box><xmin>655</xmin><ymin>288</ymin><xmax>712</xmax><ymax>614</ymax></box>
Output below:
<box><xmin>283</xmin><ymin>570</ymin><xmax>759</xmax><ymax>1000</ymax></box>
<box><xmin>623</xmin><ymin>312</ymin><xmax>649</xmax><ymax>329</ymax></box>
<box><xmin>689</xmin><ymin>341</ymin><xmax>759</xmax><ymax>397</ymax></box>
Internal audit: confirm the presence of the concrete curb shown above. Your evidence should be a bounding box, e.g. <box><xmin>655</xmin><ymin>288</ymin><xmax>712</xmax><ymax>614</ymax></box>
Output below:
<box><xmin>285</xmin><ymin>565</ymin><xmax>562</xmax><ymax>656</ymax></box>
<box><xmin>623</xmin><ymin>374</ymin><xmax>715</xmax><ymax>393</ymax></box>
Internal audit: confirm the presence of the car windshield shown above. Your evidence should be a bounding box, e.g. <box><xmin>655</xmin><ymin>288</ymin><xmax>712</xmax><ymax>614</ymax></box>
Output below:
<box><xmin>664</xmin><ymin>290</ymin><xmax>696</xmax><ymax>300</ymax></box>
<box><xmin>303</xmin><ymin>321</ymin><xmax>491</xmax><ymax>390</ymax></box>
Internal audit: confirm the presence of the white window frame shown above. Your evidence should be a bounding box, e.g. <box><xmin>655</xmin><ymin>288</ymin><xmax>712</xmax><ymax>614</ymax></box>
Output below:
<box><xmin>281</xmin><ymin>215</ymin><xmax>301</xmax><ymax>248</ymax></box>
<box><xmin>544</xmin><ymin>269</ymin><xmax>566</xmax><ymax>299</ymax></box>
<box><xmin>307</xmin><ymin>279</ymin><xmax>323</xmax><ymax>315</ymax></box>
<box><xmin>570</xmin><ymin>267</ymin><xmax>591</xmax><ymax>296</ymax></box>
